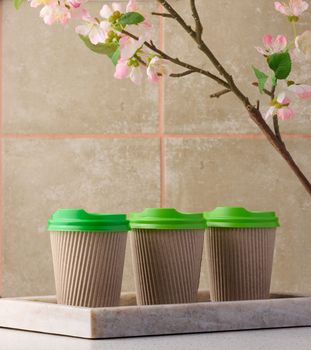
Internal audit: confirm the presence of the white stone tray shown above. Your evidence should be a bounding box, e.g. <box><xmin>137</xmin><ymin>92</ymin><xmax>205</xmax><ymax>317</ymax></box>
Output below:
<box><xmin>0</xmin><ymin>291</ymin><xmax>310</xmax><ymax>339</ymax></box>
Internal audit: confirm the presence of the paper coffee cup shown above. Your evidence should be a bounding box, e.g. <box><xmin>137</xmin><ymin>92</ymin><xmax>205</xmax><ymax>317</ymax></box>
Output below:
<box><xmin>129</xmin><ymin>208</ymin><xmax>205</xmax><ymax>305</ymax></box>
<box><xmin>48</xmin><ymin>209</ymin><xmax>129</xmax><ymax>307</ymax></box>
<box><xmin>204</xmin><ymin>207</ymin><xmax>279</xmax><ymax>302</ymax></box>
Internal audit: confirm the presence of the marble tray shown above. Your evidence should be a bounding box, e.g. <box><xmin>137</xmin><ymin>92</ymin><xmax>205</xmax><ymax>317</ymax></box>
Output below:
<box><xmin>0</xmin><ymin>291</ymin><xmax>310</xmax><ymax>339</ymax></box>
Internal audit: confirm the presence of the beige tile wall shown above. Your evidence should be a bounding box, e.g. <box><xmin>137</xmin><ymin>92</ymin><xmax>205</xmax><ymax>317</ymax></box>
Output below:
<box><xmin>1</xmin><ymin>0</ymin><xmax>311</xmax><ymax>297</ymax></box>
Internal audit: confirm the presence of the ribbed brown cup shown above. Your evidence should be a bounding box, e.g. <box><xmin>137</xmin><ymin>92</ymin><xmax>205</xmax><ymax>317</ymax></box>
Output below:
<box><xmin>206</xmin><ymin>228</ymin><xmax>276</xmax><ymax>301</ymax></box>
<box><xmin>50</xmin><ymin>231</ymin><xmax>127</xmax><ymax>307</ymax></box>
<box><xmin>131</xmin><ymin>229</ymin><xmax>204</xmax><ymax>305</ymax></box>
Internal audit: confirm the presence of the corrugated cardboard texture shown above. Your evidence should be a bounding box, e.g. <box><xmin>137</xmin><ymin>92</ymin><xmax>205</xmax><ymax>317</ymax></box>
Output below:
<box><xmin>131</xmin><ymin>229</ymin><xmax>204</xmax><ymax>305</ymax></box>
<box><xmin>50</xmin><ymin>231</ymin><xmax>127</xmax><ymax>307</ymax></box>
<box><xmin>206</xmin><ymin>228</ymin><xmax>276</xmax><ymax>301</ymax></box>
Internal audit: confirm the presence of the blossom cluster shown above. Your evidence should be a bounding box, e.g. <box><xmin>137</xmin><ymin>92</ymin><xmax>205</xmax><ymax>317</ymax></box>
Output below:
<box><xmin>254</xmin><ymin>0</ymin><xmax>311</xmax><ymax>120</ymax></box>
<box><xmin>22</xmin><ymin>0</ymin><xmax>169</xmax><ymax>85</ymax></box>
<box><xmin>29</xmin><ymin>0</ymin><xmax>88</xmax><ymax>25</ymax></box>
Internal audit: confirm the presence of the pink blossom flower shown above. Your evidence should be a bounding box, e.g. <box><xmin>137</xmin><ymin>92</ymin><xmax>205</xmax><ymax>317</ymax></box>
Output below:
<box><xmin>147</xmin><ymin>56</ymin><xmax>170</xmax><ymax>83</ymax></box>
<box><xmin>126</xmin><ymin>0</ymin><xmax>137</xmax><ymax>12</ymax></box>
<box><xmin>119</xmin><ymin>35</ymin><xmax>144</xmax><ymax>60</ymax></box>
<box><xmin>114</xmin><ymin>59</ymin><xmax>130</xmax><ymax>79</ymax></box>
<box><xmin>100</xmin><ymin>2</ymin><xmax>123</xmax><ymax>20</ymax></box>
<box><xmin>68</xmin><ymin>0</ymin><xmax>84</xmax><ymax>8</ymax></box>
<box><xmin>265</xmin><ymin>92</ymin><xmax>295</xmax><ymax>120</ymax></box>
<box><xmin>277</xmin><ymin>107</ymin><xmax>295</xmax><ymax>119</ymax></box>
<box><xmin>99</xmin><ymin>3</ymin><xmax>124</xmax><ymax>38</ymax></box>
<box><xmin>100</xmin><ymin>0</ymin><xmax>151</xmax><ymax>32</ymax></box>
<box><xmin>293</xmin><ymin>30</ymin><xmax>311</xmax><ymax>60</ymax></box>
<box><xmin>129</xmin><ymin>66</ymin><xmax>143</xmax><ymax>84</ymax></box>
<box><xmin>75</xmin><ymin>18</ymin><xmax>107</xmax><ymax>44</ymax></box>
<box><xmin>274</xmin><ymin>0</ymin><xmax>309</xmax><ymax>17</ymax></box>
<box><xmin>255</xmin><ymin>34</ymin><xmax>287</xmax><ymax>56</ymax></box>
<box><xmin>40</xmin><ymin>3</ymin><xmax>71</xmax><ymax>25</ymax></box>
<box><xmin>114</xmin><ymin>58</ymin><xmax>144</xmax><ymax>85</ymax></box>
<box><xmin>288</xmin><ymin>84</ymin><xmax>311</xmax><ymax>99</ymax></box>
<box><xmin>28</xmin><ymin>0</ymin><xmax>56</xmax><ymax>8</ymax></box>
<box><xmin>70</xmin><ymin>6</ymin><xmax>89</xmax><ymax>20</ymax></box>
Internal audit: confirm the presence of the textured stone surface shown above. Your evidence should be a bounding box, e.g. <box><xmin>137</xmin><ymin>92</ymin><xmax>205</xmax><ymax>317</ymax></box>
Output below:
<box><xmin>3</xmin><ymin>138</ymin><xmax>160</xmax><ymax>296</ymax></box>
<box><xmin>0</xmin><ymin>293</ymin><xmax>311</xmax><ymax>339</ymax></box>
<box><xmin>165</xmin><ymin>138</ymin><xmax>311</xmax><ymax>293</ymax></box>
<box><xmin>2</xmin><ymin>0</ymin><xmax>159</xmax><ymax>134</ymax></box>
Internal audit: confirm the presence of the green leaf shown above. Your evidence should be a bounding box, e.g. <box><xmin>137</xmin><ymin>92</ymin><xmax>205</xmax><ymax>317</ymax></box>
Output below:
<box><xmin>268</xmin><ymin>52</ymin><xmax>292</xmax><ymax>80</ymax></box>
<box><xmin>118</xmin><ymin>12</ymin><xmax>145</xmax><ymax>26</ymax></box>
<box><xmin>252</xmin><ymin>67</ymin><xmax>268</xmax><ymax>94</ymax></box>
<box><xmin>79</xmin><ymin>35</ymin><xmax>118</xmax><ymax>56</ymax></box>
<box><xmin>109</xmin><ymin>47</ymin><xmax>120</xmax><ymax>66</ymax></box>
<box><xmin>13</xmin><ymin>0</ymin><xmax>24</xmax><ymax>9</ymax></box>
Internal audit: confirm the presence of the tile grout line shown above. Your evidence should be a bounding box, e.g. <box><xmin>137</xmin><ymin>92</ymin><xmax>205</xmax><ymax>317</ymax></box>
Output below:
<box><xmin>0</xmin><ymin>0</ymin><xmax>3</xmax><ymax>297</ymax></box>
<box><xmin>2</xmin><ymin>133</ymin><xmax>311</xmax><ymax>139</ymax></box>
<box><xmin>159</xmin><ymin>4</ymin><xmax>166</xmax><ymax>208</ymax></box>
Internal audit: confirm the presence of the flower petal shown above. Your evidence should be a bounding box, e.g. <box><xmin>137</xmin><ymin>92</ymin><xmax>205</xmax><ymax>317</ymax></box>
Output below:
<box><xmin>274</xmin><ymin>2</ymin><xmax>289</xmax><ymax>15</ymax></box>
<box><xmin>276</xmin><ymin>91</ymin><xmax>289</xmax><ymax>104</ymax></box>
<box><xmin>274</xmin><ymin>34</ymin><xmax>287</xmax><ymax>51</ymax></box>
<box><xmin>114</xmin><ymin>60</ymin><xmax>130</xmax><ymax>79</ymax></box>
<box><xmin>130</xmin><ymin>66</ymin><xmax>143</xmax><ymax>85</ymax></box>
<box><xmin>112</xmin><ymin>2</ymin><xmax>123</xmax><ymax>12</ymax></box>
<box><xmin>255</xmin><ymin>46</ymin><xmax>266</xmax><ymax>55</ymax></box>
<box><xmin>265</xmin><ymin>106</ymin><xmax>276</xmax><ymax>120</ymax></box>
<box><xmin>126</xmin><ymin>0</ymin><xmax>138</xmax><ymax>12</ymax></box>
<box><xmin>288</xmin><ymin>84</ymin><xmax>311</xmax><ymax>99</ymax></box>
<box><xmin>89</xmin><ymin>26</ymin><xmax>106</xmax><ymax>44</ymax></box>
<box><xmin>277</xmin><ymin>107</ymin><xmax>294</xmax><ymax>120</ymax></box>
<box><xmin>263</xmin><ymin>34</ymin><xmax>273</xmax><ymax>48</ymax></box>
<box><xmin>292</xmin><ymin>0</ymin><xmax>309</xmax><ymax>16</ymax></box>
<box><xmin>100</xmin><ymin>4</ymin><xmax>113</xmax><ymax>19</ymax></box>
<box><xmin>75</xmin><ymin>23</ymin><xmax>91</xmax><ymax>36</ymax></box>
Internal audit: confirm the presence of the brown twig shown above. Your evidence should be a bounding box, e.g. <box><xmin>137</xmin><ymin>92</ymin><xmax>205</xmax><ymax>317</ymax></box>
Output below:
<box><xmin>170</xmin><ymin>70</ymin><xmax>196</xmax><ymax>78</ymax></box>
<box><xmin>151</xmin><ymin>12</ymin><xmax>173</xmax><ymax>18</ymax></box>
<box><xmin>252</xmin><ymin>82</ymin><xmax>283</xmax><ymax>142</ymax></box>
<box><xmin>210</xmin><ymin>88</ymin><xmax>231</xmax><ymax>98</ymax></box>
<box><xmin>252</xmin><ymin>82</ymin><xmax>274</xmax><ymax>98</ymax></box>
<box><xmin>156</xmin><ymin>0</ymin><xmax>237</xmax><ymax>87</ymax></box>
<box><xmin>121</xmin><ymin>30</ymin><xmax>230</xmax><ymax>89</ymax></box>
<box><xmin>135</xmin><ymin>55</ymin><xmax>147</xmax><ymax>66</ymax></box>
<box><xmin>155</xmin><ymin>0</ymin><xmax>311</xmax><ymax>196</ymax></box>
<box><xmin>273</xmin><ymin>115</ymin><xmax>283</xmax><ymax>142</ymax></box>
<box><xmin>269</xmin><ymin>85</ymin><xmax>283</xmax><ymax>143</ymax></box>
<box><xmin>190</xmin><ymin>0</ymin><xmax>203</xmax><ymax>41</ymax></box>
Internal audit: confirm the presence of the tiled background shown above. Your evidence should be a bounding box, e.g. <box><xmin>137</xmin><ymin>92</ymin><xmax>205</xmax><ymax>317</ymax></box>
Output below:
<box><xmin>0</xmin><ymin>0</ymin><xmax>311</xmax><ymax>297</ymax></box>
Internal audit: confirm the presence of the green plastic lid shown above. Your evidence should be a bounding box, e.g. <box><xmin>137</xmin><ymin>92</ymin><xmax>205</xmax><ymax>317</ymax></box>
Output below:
<box><xmin>48</xmin><ymin>209</ymin><xmax>130</xmax><ymax>232</ymax></box>
<box><xmin>204</xmin><ymin>207</ymin><xmax>280</xmax><ymax>228</ymax></box>
<box><xmin>129</xmin><ymin>208</ymin><xmax>206</xmax><ymax>230</ymax></box>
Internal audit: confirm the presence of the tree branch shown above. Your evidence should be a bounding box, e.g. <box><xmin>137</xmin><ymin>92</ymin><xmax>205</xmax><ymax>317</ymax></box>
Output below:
<box><xmin>135</xmin><ymin>55</ymin><xmax>147</xmax><ymax>66</ymax></box>
<box><xmin>155</xmin><ymin>0</ymin><xmax>311</xmax><ymax>196</ymax></box>
<box><xmin>152</xmin><ymin>12</ymin><xmax>173</xmax><ymax>18</ymax></box>
<box><xmin>210</xmin><ymin>88</ymin><xmax>231</xmax><ymax>98</ymax></box>
<box><xmin>190</xmin><ymin>0</ymin><xmax>203</xmax><ymax>41</ymax></box>
<box><xmin>273</xmin><ymin>115</ymin><xmax>283</xmax><ymax>142</ymax></box>
<box><xmin>156</xmin><ymin>2</ymin><xmax>229</xmax><ymax>73</ymax></box>
<box><xmin>170</xmin><ymin>70</ymin><xmax>196</xmax><ymax>78</ymax></box>
<box><xmin>252</xmin><ymin>82</ymin><xmax>274</xmax><ymax>98</ymax></box>
<box><xmin>156</xmin><ymin>0</ymin><xmax>196</xmax><ymax>38</ymax></box>
<box><xmin>148</xmin><ymin>40</ymin><xmax>230</xmax><ymax>88</ymax></box>
<box><xmin>121</xmin><ymin>30</ymin><xmax>230</xmax><ymax>89</ymax></box>
<box><xmin>270</xmin><ymin>85</ymin><xmax>283</xmax><ymax>144</ymax></box>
